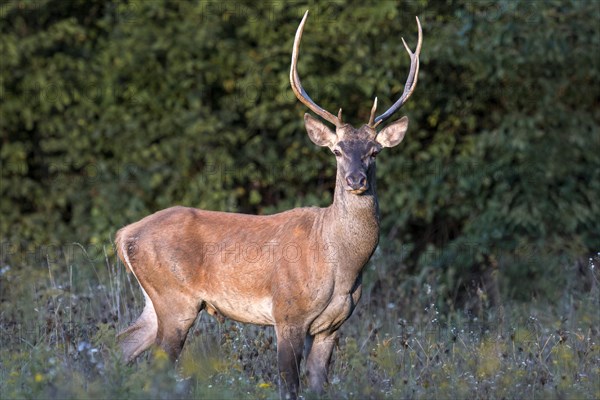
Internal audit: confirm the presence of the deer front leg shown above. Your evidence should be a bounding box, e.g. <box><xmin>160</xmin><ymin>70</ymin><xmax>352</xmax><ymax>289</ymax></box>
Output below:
<box><xmin>305</xmin><ymin>331</ymin><xmax>337</xmax><ymax>394</ymax></box>
<box><xmin>275</xmin><ymin>324</ymin><xmax>305</xmax><ymax>400</ymax></box>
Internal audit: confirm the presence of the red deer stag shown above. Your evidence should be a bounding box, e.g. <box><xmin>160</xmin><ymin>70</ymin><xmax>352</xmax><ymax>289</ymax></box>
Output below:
<box><xmin>116</xmin><ymin>11</ymin><xmax>422</xmax><ymax>399</ymax></box>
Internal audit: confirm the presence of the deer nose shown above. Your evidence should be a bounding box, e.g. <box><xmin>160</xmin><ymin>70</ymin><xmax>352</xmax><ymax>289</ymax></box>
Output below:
<box><xmin>345</xmin><ymin>173</ymin><xmax>367</xmax><ymax>191</ymax></box>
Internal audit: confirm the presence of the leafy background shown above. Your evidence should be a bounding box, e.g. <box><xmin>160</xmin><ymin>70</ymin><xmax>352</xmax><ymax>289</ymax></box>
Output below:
<box><xmin>2</xmin><ymin>0</ymin><xmax>598</xmax><ymax>302</ymax></box>
<box><xmin>1</xmin><ymin>1</ymin><xmax>599</xmax><ymax>398</ymax></box>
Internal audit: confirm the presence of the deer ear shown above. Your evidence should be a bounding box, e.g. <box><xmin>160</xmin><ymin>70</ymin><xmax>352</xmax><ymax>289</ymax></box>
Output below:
<box><xmin>376</xmin><ymin>116</ymin><xmax>409</xmax><ymax>148</ymax></box>
<box><xmin>304</xmin><ymin>113</ymin><xmax>337</xmax><ymax>147</ymax></box>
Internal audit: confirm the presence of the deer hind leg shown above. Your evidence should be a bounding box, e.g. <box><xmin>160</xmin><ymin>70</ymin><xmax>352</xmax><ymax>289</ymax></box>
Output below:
<box><xmin>153</xmin><ymin>296</ymin><xmax>201</xmax><ymax>362</ymax></box>
<box><xmin>117</xmin><ymin>286</ymin><xmax>158</xmax><ymax>363</ymax></box>
<box><xmin>116</xmin><ymin>234</ymin><xmax>201</xmax><ymax>362</ymax></box>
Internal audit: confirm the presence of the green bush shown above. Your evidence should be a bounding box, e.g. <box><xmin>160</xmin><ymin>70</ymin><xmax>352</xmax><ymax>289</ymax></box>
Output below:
<box><xmin>1</xmin><ymin>0</ymin><xmax>598</xmax><ymax>305</ymax></box>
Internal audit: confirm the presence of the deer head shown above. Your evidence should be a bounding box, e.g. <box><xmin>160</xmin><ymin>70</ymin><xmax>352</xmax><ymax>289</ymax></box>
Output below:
<box><xmin>291</xmin><ymin>11</ymin><xmax>422</xmax><ymax>195</ymax></box>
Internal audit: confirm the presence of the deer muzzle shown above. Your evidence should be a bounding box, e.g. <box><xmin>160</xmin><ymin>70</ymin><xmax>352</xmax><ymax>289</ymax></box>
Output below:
<box><xmin>345</xmin><ymin>173</ymin><xmax>368</xmax><ymax>194</ymax></box>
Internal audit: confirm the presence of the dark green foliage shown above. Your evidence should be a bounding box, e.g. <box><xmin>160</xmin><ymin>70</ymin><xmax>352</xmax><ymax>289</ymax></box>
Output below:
<box><xmin>1</xmin><ymin>0</ymin><xmax>599</xmax><ymax>304</ymax></box>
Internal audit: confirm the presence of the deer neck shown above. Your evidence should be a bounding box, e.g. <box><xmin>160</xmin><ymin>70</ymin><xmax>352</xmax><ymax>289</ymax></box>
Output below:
<box><xmin>324</xmin><ymin>165</ymin><xmax>380</xmax><ymax>269</ymax></box>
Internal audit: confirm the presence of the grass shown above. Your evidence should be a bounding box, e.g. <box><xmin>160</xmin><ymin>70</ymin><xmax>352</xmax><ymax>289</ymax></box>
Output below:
<box><xmin>0</xmin><ymin>246</ymin><xmax>598</xmax><ymax>399</ymax></box>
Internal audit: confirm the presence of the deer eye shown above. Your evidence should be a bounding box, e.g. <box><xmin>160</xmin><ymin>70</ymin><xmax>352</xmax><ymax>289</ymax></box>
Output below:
<box><xmin>333</xmin><ymin>149</ymin><xmax>342</xmax><ymax>157</ymax></box>
<box><xmin>370</xmin><ymin>149</ymin><xmax>380</xmax><ymax>158</ymax></box>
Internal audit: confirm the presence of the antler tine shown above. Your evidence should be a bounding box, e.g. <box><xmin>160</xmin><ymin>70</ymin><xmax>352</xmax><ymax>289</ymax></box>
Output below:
<box><xmin>290</xmin><ymin>11</ymin><xmax>342</xmax><ymax>128</ymax></box>
<box><xmin>368</xmin><ymin>97</ymin><xmax>378</xmax><ymax>127</ymax></box>
<box><xmin>372</xmin><ymin>16</ymin><xmax>423</xmax><ymax>128</ymax></box>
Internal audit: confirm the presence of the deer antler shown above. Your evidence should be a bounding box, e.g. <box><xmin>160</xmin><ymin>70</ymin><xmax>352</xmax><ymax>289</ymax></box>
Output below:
<box><xmin>290</xmin><ymin>11</ymin><xmax>343</xmax><ymax>128</ymax></box>
<box><xmin>369</xmin><ymin>16</ymin><xmax>423</xmax><ymax>128</ymax></box>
